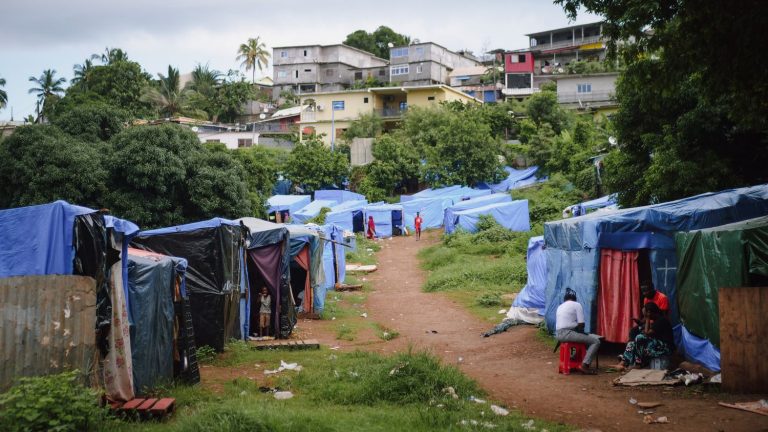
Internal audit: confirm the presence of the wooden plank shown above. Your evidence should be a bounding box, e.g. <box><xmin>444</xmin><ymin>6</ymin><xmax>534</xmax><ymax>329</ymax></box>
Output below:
<box><xmin>250</xmin><ymin>339</ymin><xmax>320</xmax><ymax>350</ymax></box>
<box><xmin>720</xmin><ymin>286</ymin><xmax>768</xmax><ymax>393</ymax></box>
<box><xmin>335</xmin><ymin>284</ymin><xmax>363</xmax><ymax>292</ymax></box>
<box><xmin>149</xmin><ymin>398</ymin><xmax>176</xmax><ymax>416</ymax></box>
<box><xmin>121</xmin><ymin>398</ymin><xmax>146</xmax><ymax>410</ymax></box>
<box><xmin>137</xmin><ymin>398</ymin><xmax>158</xmax><ymax>412</ymax></box>
<box><xmin>718</xmin><ymin>402</ymin><xmax>768</xmax><ymax>416</ymax></box>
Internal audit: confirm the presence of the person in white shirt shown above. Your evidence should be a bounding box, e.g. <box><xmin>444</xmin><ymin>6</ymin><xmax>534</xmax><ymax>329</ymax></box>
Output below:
<box><xmin>555</xmin><ymin>288</ymin><xmax>601</xmax><ymax>374</ymax></box>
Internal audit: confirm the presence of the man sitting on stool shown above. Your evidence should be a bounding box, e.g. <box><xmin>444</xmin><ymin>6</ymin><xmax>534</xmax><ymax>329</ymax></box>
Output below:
<box><xmin>555</xmin><ymin>288</ymin><xmax>601</xmax><ymax>375</ymax></box>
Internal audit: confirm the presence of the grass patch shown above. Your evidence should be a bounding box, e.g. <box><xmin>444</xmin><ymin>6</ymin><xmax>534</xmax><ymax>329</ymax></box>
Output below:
<box><xmin>345</xmin><ymin>234</ymin><xmax>381</xmax><ymax>266</ymax></box>
<box><xmin>336</xmin><ymin>323</ymin><xmax>356</xmax><ymax>341</ymax></box>
<box><xmin>372</xmin><ymin>323</ymin><xmax>400</xmax><ymax>341</ymax></box>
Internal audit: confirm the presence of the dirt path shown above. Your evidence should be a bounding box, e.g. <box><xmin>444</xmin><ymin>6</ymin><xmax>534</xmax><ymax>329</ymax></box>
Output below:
<box><xmin>303</xmin><ymin>231</ymin><xmax>768</xmax><ymax>432</ymax></box>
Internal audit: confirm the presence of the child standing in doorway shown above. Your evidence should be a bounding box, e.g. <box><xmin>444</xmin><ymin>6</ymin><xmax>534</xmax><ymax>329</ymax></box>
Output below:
<box><xmin>259</xmin><ymin>286</ymin><xmax>271</xmax><ymax>337</ymax></box>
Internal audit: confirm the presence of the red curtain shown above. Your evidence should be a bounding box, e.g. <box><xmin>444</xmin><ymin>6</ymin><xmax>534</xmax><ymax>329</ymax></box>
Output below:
<box><xmin>294</xmin><ymin>246</ymin><xmax>313</xmax><ymax>314</ymax></box>
<box><xmin>598</xmin><ymin>249</ymin><xmax>642</xmax><ymax>343</ymax></box>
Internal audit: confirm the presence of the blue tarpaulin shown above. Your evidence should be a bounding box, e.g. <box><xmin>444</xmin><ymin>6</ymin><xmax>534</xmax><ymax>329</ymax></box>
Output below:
<box><xmin>675</xmin><ymin>324</ymin><xmax>721</xmax><ymax>372</ymax></box>
<box><xmin>543</xmin><ymin>183</ymin><xmax>768</xmax><ymax>336</ymax></box>
<box><xmin>267</xmin><ymin>195</ymin><xmax>311</xmax><ymax>216</ymax></box>
<box><xmin>401</xmin><ymin>186</ymin><xmax>462</xmax><ymax>202</ymax></box>
<box><xmin>325</xmin><ymin>200</ymin><xmax>368</xmax><ymax>232</ymax></box>
<box><xmin>477</xmin><ymin>166</ymin><xmax>544</xmax><ymax>193</ymax></box>
<box><xmin>512</xmin><ymin>236</ymin><xmax>547</xmax><ymax>312</ymax></box>
<box><xmin>444</xmin><ymin>193</ymin><xmax>513</xmax><ymax>234</ymax></box>
<box><xmin>454</xmin><ymin>200</ymin><xmax>530</xmax><ymax>233</ymax></box>
<box><xmin>314</xmin><ymin>190</ymin><xmax>365</xmax><ymax>203</ymax></box>
<box><xmin>292</xmin><ymin>200</ymin><xmax>338</xmax><ymax>224</ymax></box>
<box><xmin>401</xmin><ymin>197</ymin><xmax>453</xmax><ymax>230</ymax></box>
<box><xmin>364</xmin><ymin>204</ymin><xmax>404</xmax><ymax>238</ymax></box>
<box><xmin>319</xmin><ymin>224</ymin><xmax>346</xmax><ymax>299</ymax></box>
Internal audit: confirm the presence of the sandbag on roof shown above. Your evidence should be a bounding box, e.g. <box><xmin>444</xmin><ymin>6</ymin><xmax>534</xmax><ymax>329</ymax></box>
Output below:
<box><xmin>453</xmin><ymin>200</ymin><xmax>530</xmax><ymax>233</ymax></box>
<box><xmin>444</xmin><ymin>193</ymin><xmax>513</xmax><ymax>234</ymax></box>
<box><xmin>292</xmin><ymin>199</ymin><xmax>338</xmax><ymax>224</ymax></box>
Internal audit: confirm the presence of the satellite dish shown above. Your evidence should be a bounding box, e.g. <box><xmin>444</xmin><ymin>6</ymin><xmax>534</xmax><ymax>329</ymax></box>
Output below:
<box><xmin>387</xmin><ymin>42</ymin><xmax>394</xmax><ymax>48</ymax></box>
<box><xmin>609</xmin><ymin>136</ymin><xmax>617</xmax><ymax>146</ymax></box>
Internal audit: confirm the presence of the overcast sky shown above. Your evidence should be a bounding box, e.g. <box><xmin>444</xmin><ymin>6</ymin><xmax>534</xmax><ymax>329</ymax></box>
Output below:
<box><xmin>0</xmin><ymin>0</ymin><xmax>600</xmax><ymax>120</ymax></box>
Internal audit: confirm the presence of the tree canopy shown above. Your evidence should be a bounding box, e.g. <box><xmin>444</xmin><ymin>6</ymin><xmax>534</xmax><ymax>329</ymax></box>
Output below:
<box><xmin>284</xmin><ymin>138</ymin><xmax>350</xmax><ymax>193</ymax></box>
<box><xmin>343</xmin><ymin>26</ymin><xmax>412</xmax><ymax>59</ymax></box>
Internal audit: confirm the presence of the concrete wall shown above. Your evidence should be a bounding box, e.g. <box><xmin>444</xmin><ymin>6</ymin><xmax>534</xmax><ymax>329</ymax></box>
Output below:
<box><xmin>556</xmin><ymin>73</ymin><xmax>617</xmax><ymax>103</ymax></box>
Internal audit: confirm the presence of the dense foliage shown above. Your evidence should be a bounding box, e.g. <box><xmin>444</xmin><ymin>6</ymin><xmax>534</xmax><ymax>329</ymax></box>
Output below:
<box><xmin>556</xmin><ymin>0</ymin><xmax>768</xmax><ymax>206</ymax></box>
<box><xmin>284</xmin><ymin>138</ymin><xmax>350</xmax><ymax>193</ymax></box>
<box><xmin>343</xmin><ymin>26</ymin><xmax>411</xmax><ymax>59</ymax></box>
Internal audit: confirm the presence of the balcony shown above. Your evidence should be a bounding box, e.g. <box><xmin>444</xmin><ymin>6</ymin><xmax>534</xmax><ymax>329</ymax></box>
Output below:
<box><xmin>502</xmin><ymin>88</ymin><xmax>539</xmax><ymax>96</ymax></box>
<box><xmin>301</xmin><ymin>111</ymin><xmax>317</xmax><ymax>123</ymax></box>
<box><xmin>251</xmin><ymin>123</ymin><xmax>293</xmax><ymax>133</ymax></box>
<box><xmin>557</xmin><ymin>90</ymin><xmax>615</xmax><ymax>104</ymax></box>
<box><xmin>375</xmin><ymin>108</ymin><xmax>407</xmax><ymax>118</ymax></box>
<box><xmin>531</xmin><ymin>35</ymin><xmax>603</xmax><ymax>52</ymax></box>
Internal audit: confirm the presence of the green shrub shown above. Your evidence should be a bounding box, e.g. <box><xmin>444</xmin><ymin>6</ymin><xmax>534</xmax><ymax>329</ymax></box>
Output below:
<box><xmin>0</xmin><ymin>371</ymin><xmax>107</xmax><ymax>432</ymax></box>
<box><xmin>196</xmin><ymin>345</ymin><xmax>217</xmax><ymax>364</ymax></box>
<box><xmin>476</xmin><ymin>292</ymin><xmax>503</xmax><ymax>307</ymax></box>
<box><xmin>306</xmin><ymin>206</ymin><xmax>332</xmax><ymax>224</ymax></box>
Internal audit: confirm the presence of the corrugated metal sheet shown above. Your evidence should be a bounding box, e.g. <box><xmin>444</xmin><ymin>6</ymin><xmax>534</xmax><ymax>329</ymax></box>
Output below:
<box><xmin>0</xmin><ymin>275</ymin><xmax>96</xmax><ymax>391</ymax></box>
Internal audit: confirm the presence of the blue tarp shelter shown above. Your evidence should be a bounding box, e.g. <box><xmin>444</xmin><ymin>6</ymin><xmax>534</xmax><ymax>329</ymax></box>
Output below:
<box><xmin>478</xmin><ymin>166</ymin><xmax>544</xmax><ymax>193</ymax></box>
<box><xmin>401</xmin><ymin>197</ymin><xmax>453</xmax><ymax>230</ymax></box>
<box><xmin>126</xmin><ymin>248</ymin><xmax>188</xmax><ymax>395</ymax></box>
<box><xmin>512</xmin><ymin>236</ymin><xmax>547</xmax><ymax>312</ymax></box>
<box><xmin>325</xmin><ymin>200</ymin><xmax>368</xmax><ymax>232</ymax></box>
<box><xmin>236</xmin><ymin>217</ymin><xmax>295</xmax><ymax>339</ymax></box>
<box><xmin>292</xmin><ymin>200</ymin><xmax>338</xmax><ymax>224</ymax></box>
<box><xmin>444</xmin><ymin>193</ymin><xmax>513</xmax><ymax>234</ymax></box>
<box><xmin>543</xmin><ymin>183</ymin><xmax>768</xmax><ymax>341</ymax></box>
<box><xmin>318</xmin><ymin>224</ymin><xmax>346</xmax><ymax>294</ymax></box>
<box><xmin>364</xmin><ymin>204</ymin><xmax>405</xmax><ymax>238</ymax></box>
<box><xmin>132</xmin><ymin>218</ymin><xmax>247</xmax><ymax>351</ymax></box>
<box><xmin>454</xmin><ymin>200</ymin><xmax>530</xmax><ymax>233</ymax></box>
<box><xmin>570</xmin><ymin>194</ymin><xmax>618</xmax><ymax>216</ymax></box>
<box><xmin>267</xmin><ymin>195</ymin><xmax>311</xmax><ymax>221</ymax></box>
<box><xmin>401</xmin><ymin>185</ymin><xmax>466</xmax><ymax>202</ymax></box>
<box><xmin>314</xmin><ymin>190</ymin><xmax>365</xmax><ymax>203</ymax></box>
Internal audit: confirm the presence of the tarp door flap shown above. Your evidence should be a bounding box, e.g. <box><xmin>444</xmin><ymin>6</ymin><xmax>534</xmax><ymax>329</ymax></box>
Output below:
<box><xmin>247</xmin><ymin>244</ymin><xmax>283</xmax><ymax>336</ymax></box>
<box><xmin>294</xmin><ymin>245</ymin><xmax>312</xmax><ymax>313</ymax></box>
<box><xmin>597</xmin><ymin>249</ymin><xmax>642</xmax><ymax>343</ymax></box>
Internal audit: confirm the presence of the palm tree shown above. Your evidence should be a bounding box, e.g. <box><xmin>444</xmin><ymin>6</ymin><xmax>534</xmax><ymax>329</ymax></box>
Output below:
<box><xmin>236</xmin><ymin>37</ymin><xmax>270</xmax><ymax>83</ymax></box>
<box><xmin>0</xmin><ymin>77</ymin><xmax>7</xmax><ymax>110</ymax></box>
<box><xmin>190</xmin><ymin>63</ymin><xmax>222</xmax><ymax>96</ymax></box>
<box><xmin>72</xmin><ymin>59</ymin><xmax>95</xmax><ymax>88</ymax></box>
<box><xmin>140</xmin><ymin>65</ymin><xmax>191</xmax><ymax>117</ymax></box>
<box><xmin>28</xmin><ymin>69</ymin><xmax>66</xmax><ymax>122</ymax></box>
<box><xmin>91</xmin><ymin>47</ymin><xmax>129</xmax><ymax>65</ymax></box>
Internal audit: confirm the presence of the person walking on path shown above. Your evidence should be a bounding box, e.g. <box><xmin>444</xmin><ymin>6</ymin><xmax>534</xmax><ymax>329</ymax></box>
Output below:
<box><xmin>554</xmin><ymin>288</ymin><xmax>601</xmax><ymax>374</ymax></box>
<box><xmin>414</xmin><ymin>212</ymin><xmax>423</xmax><ymax>240</ymax></box>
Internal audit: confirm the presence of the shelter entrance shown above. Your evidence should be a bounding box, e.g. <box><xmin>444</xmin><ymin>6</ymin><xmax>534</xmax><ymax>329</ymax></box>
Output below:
<box><xmin>246</xmin><ymin>244</ymin><xmax>283</xmax><ymax>337</ymax></box>
<box><xmin>290</xmin><ymin>244</ymin><xmax>313</xmax><ymax>314</ymax></box>
<box><xmin>352</xmin><ymin>211</ymin><xmax>364</xmax><ymax>233</ymax></box>
<box><xmin>597</xmin><ymin>248</ymin><xmax>651</xmax><ymax>343</ymax></box>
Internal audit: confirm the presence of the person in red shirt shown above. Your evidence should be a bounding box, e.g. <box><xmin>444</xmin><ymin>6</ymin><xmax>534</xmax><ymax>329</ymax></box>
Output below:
<box><xmin>629</xmin><ymin>283</ymin><xmax>669</xmax><ymax>340</ymax></box>
<box><xmin>366</xmin><ymin>215</ymin><xmax>376</xmax><ymax>239</ymax></box>
<box><xmin>414</xmin><ymin>212</ymin><xmax>423</xmax><ymax>240</ymax></box>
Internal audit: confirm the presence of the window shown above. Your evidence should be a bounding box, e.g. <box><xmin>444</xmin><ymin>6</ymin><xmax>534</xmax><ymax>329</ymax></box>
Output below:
<box><xmin>304</xmin><ymin>69</ymin><xmax>312</xmax><ymax>72</ymax></box>
<box><xmin>577</xmin><ymin>83</ymin><xmax>592</xmax><ymax>93</ymax></box>
<box><xmin>326</xmin><ymin>68</ymin><xmax>336</xmax><ymax>77</ymax></box>
<box><xmin>416</xmin><ymin>64</ymin><xmax>423</xmax><ymax>74</ymax></box>
<box><xmin>277</xmin><ymin>70</ymin><xmax>288</xmax><ymax>78</ymax></box>
<box><xmin>399</xmin><ymin>102</ymin><xmax>408</xmax><ymax>111</ymax></box>
<box><xmin>506</xmin><ymin>73</ymin><xmax>532</xmax><ymax>89</ymax></box>
<box><xmin>238</xmin><ymin>138</ymin><xmax>253</xmax><ymax>148</ymax></box>
<box><xmin>391</xmin><ymin>65</ymin><xmax>409</xmax><ymax>76</ymax></box>
<box><xmin>518</xmin><ymin>54</ymin><xmax>526</xmax><ymax>63</ymax></box>
<box><xmin>206</xmin><ymin>139</ymin><xmax>220</xmax><ymax>143</ymax></box>
<box><xmin>280</xmin><ymin>51</ymin><xmax>288</xmax><ymax>58</ymax></box>
<box><xmin>391</xmin><ymin>47</ymin><xmax>409</xmax><ymax>58</ymax></box>
<box><xmin>510</xmin><ymin>54</ymin><xmax>527</xmax><ymax>63</ymax></box>
<box><xmin>295</xmin><ymin>70</ymin><xmax>299</xmax><ymax>78</ymax></box>
<box><xmin>303</xmin><ymin>49</ymin><xmax>307</xmax><ymax>56</ymax></box>
<box><xmin>354</xmin><ymin>71</ymin><xmax>363</xmax><ymax>80</ymax></box>
<box><xmin>363</xmin><ymin>97</ymin><xmax>369</xmax><ymax>103</ymax></box>
<box><xmin>415</xmin><ymin>47</ymin><xmax>424</xmax><ymax>56</ymax></box>
<box><xmin>378</xmin><ymin>69</ymin><xmax>386</xmax><ymax>76</ymax></box>
<box><xmin>427</xmin><ymin>96</ymin><xmax>435</xmax><ymax>101</ymax></box>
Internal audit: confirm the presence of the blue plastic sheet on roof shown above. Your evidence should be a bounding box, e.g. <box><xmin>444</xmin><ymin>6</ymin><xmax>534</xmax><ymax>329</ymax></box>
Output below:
<box><xmin>543</xmin><ymin>183</ymin><xmax>768</xmax><ymax>335</ymax></box>
<box><xmin>292</xmin><ymin>200</ymin><xmax>338</xmax><ymax>224</ymax></box>
<box><xmin>401</xmin><ymin>185</ymin><xmax>462</xmax><ymax>202</ymax></box>
<box><xmin>576</xmin><ymin>194</ymin><xmax>618</xmax><ymax>214</ymax></box>
<box><xmin>267</xmin><ymin>195</ymin><xmax>311</xmax><ymax>215</ymax></box>
<box><xmin>0</xmin><ymin>200</ymin><xmax>138</xmax><ymax>278</ymax></box>
<box><xmin>314</xmin><ymin>190</ymin><xmax>365</xmax><ymax>203</ymax></box>
<box><xmin>325</xmin><ymin>200</ymin><xmax>368</xmax><ymax>232</ymax></box>
<box><xmin>477</xmin><ymin>166</ymin><xmax>543</xmax><ymax>193</ymax></box>
<box><xmin>444</xmin><ymin>193</ymin><xmax>513</xmax><ymax>234</ymax></box>
<box><xmin>675</xmin><ymin>324</ymin><xmax>721</xmax><ymax>372</ymax></box>
<box><xmin>401</xmin><ymin>197</ymin><xmax>453</xmax><ymax>230</ymax></box>
<box><xmin>138</xmin><ymin>217</ymin><xmax>240</xmax><ymax>236</ymax></box>
<box><xmin>512</xmin><ymin>236</ymin><xmax>547</xmax><ymax>312</ymax></box>
<box><xmin>364</xmin><ymin>204</ymin><xmax>404</xmax><ymax>238</ymax></box>
<box><xmin>454</xmin><ymin>200</ymin><xmax>530</xmax><ymax>233</ymax></box>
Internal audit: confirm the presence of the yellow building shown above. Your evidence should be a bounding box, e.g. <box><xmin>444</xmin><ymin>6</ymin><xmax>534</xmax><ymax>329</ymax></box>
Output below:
<box><xmin>298</xmin><ymin>85</ymin><xmax>481</xmax><ymax>145</ymax></box>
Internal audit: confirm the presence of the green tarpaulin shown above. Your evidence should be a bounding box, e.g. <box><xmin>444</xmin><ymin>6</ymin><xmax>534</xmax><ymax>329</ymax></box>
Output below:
<box><xmin>675</xmin><ymin>216</ymin><xmax>768</xmax><ymax>348</ymax></box>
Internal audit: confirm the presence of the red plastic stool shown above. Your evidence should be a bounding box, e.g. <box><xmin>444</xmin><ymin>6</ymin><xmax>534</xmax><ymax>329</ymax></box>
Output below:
<box><xmin>558</xmin><ymin>342</ymin><xmax>586</xmax><ymax>374</ymax></box>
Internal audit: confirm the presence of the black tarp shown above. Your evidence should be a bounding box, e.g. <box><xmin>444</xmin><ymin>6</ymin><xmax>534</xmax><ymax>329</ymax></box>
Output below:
<box><xmin>132</xmin><ymin>219</ymin><xmax>245</xmax><ymax>352</ymax></box>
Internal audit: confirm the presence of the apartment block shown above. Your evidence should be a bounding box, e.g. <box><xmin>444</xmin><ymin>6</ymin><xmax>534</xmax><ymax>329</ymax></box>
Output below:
<box><xmin>298</xmin><ymin>85</ymin><xmax>480</xmax><ymax>146</ymax></box>
<box><xmin>388</xmin><ymin>42</ymin><xmax>482</xmax><ymax>86</ymax></box>
<box><xmin>272</xmin><ymin>44</ymin><xmax>389</xmax><ymax>99</ymax></box>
